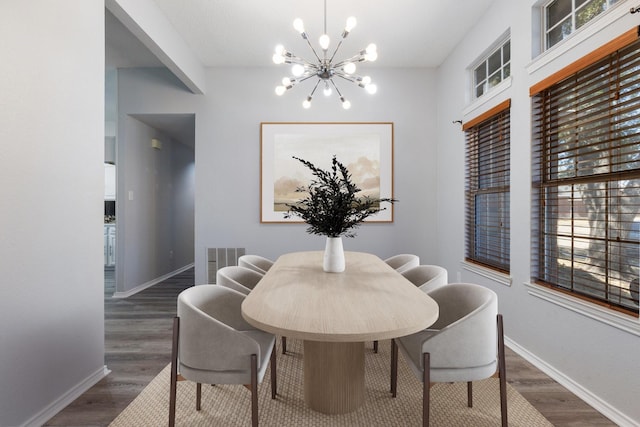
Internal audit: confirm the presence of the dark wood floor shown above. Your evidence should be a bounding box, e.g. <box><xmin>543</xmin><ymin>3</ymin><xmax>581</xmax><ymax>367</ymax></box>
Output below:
<box><xmin>45</xmin><ymin>267</ymin><xmax>615</xmax><ymax>426</ymax></box>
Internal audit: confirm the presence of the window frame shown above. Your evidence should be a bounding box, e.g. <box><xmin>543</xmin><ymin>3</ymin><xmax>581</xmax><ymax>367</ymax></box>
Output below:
<box><xmin>463</xmin><ymin>99</ymin><xmax>511</xmax><ymax>274</ymax></box>
<box><xmin>530</xmin><ymin>28</ymin><xmax>640</xmax><ymax>317</ymax></box>
<box><xmin>543</xmin><ymin>0</ymin><xmax>620</xmax><ymax>50</ymax></box>
<box><xmin>471</xmin><ymin>38</ymin><xmax>511</xmax><ymax>100</ymax></box>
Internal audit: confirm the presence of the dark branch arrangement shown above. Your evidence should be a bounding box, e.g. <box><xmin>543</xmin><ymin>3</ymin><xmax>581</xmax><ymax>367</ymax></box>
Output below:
<box><xmin>285</xmin><ymin>155</ymin><xmax>396</xmax><ymax>238</ymax></box>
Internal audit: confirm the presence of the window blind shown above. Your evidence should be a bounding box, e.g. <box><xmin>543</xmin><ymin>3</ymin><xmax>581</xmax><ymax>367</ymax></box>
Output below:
<box><xmin>531</xmin><ymin>30</ymin><xmax>640</xmax><ymax>315</ymax></box>
<box><xmin>464</xmin><ymin>100</ymin><xmax>511</xmax><ymax>273</ymax></box>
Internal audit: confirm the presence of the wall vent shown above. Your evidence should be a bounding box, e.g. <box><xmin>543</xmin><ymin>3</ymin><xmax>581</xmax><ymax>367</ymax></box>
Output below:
<box><xmin>207</xmin><ymin>247</ymin><xmax>246</xmax><ymax>283</ymax></box>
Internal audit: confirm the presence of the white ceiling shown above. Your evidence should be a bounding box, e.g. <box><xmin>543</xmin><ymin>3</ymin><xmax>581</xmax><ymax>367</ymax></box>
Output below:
<box><xmin>105</xmin><ymin>1</ymin><xmax>496</xmax><ymax>146</ymax></box>
<box><xmin>106</xmin><ymin>0</ymin><xmax>497</xmax><ymax>69</ymax></box>
<box><xmin>148</xmin><ymin>0</ymin><xmax>496</xmax><ymax>68</ymax></box>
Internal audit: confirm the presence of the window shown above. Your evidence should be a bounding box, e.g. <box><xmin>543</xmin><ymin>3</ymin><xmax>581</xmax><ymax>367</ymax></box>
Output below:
<box><xmin>473</xmin><ymin>39</ymin><xmax>511</xmax><ymax>99</ymax></box>
<box><xmin>464</xmin><ymin>100</ymin><xmax>511</xmax><ymax>273</ymax></box>
<box><xmin>531</xmin><ymin>28</ymin><xmax>640</xmax><ymax>315</ymax></box>
<box><xmin>544</xmin><ymin>0</ymin><xmax>619</xmax><ymax>50</ymax></box>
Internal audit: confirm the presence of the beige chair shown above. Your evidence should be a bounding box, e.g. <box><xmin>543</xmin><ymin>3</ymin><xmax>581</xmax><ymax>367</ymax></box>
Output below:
<box><xmin>238</xmin><ymin>254</ymin><xmax>274</xmax><ymax>275</ymax></box>
<box><xmin>390</xmin><ymin>283</ymin><xmax>507</xmax><ymax>427</ymax></box>
<box><xmin>169</xmin><ymin>285</ymin><xmax>277</xmax><ymax>427</ymax></box>
<box><xmin>384</xmin><ymin>254</ymin><xmax>420</xmax><ymax>273</ymax></box>
<box><xmin>402</xmin><ymin>265</ymin><xmax>448</xmax><ymax>293</ymax></box>
<box><xmin>217</xmin><ymin>264</ymin><xmax>290</xmax><ymax>354</ymax></box>
<box><xmin>373</xmin><ymin>263</ymin><xmax>447</xmax><ymax>353</ymax></box>
<box><xmin>216</xmin><ymin>265</ymin><xmax>263</xmax><ymax>295</ymax></box>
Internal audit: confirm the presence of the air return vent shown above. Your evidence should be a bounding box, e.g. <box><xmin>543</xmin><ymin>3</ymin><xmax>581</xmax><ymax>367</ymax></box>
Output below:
<box><xmin>207</xmin><ymin>247</ymin><xmax>246</xmax><ymax>283</ymax></box>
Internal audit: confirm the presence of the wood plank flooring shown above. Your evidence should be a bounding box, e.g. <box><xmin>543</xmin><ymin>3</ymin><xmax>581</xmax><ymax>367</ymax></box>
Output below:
<box><xmin>45</xmin><ymin>267</ymin><xmax>615</xmax><ymax>426</ymax></box>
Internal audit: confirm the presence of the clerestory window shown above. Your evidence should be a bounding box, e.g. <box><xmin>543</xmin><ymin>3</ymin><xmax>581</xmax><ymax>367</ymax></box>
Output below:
<box><xmin>544</xmin><ymin>0</ymin><xmax>620</xmax><ymax>50</ymax></box>
<box><xmin>473</xmin><ymin>39</ymin><xmax>511</xmax><ymax>99</ymax></box>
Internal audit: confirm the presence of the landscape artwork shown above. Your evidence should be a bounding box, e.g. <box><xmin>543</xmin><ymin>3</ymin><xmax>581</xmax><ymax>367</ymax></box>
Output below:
<box><xmin>261</xmin><ymin>122</ymin><xmax>394</xmax><ymax>223</ymax></box>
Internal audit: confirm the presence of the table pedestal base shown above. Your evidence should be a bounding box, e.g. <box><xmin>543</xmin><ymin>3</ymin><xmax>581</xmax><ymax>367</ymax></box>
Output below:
<box><xmin>303</xmin><ymin>340</ymin><xmax>365</xmax><ymax>414</ymax></box>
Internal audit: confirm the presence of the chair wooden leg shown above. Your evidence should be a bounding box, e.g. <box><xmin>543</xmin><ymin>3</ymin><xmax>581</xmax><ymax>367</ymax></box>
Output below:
<box><xmin>270</xmin><ymin>346</ymin><xmax>277</xmax><ymax>399</ymax></box>
<box><xmin>373</xmin><ymin>340</ymin><xmax>379</xmax><ymax>353</ymax></box>
<box><xmin>282</xmin><ymin>336</ymin><xmax>287</xmax><ymax>354</ymax></box>
<box><xmin>467</xmin><ymin>381</ymin><xmax>473</xmax><ymax>407</ymax></box>
<box><xmin>423</xmin><ymin>352</ymin><xmax>430</xmax><ymax>427</ymax></box>
<box><xmin>169</xmin><ymin>317</ymin><xmax>179</xmax><ymax>427</ymax></box>
<box><xmin>390</xmin><ymin>339</ymin><xmax>398</xmax><ymax>396</ymax></box>
<box><xmin>251</xmin><ymin>354</ymin><xmax>258</xmax><ymax>427</ymax></box>
<box><xmin>497</xmin><ymin>314</ymin><xmax>508</xmax><ymax>427</ymax></box>
<box><xmin>196</xmin><ymin>383</ymin><xmax>202</xmax><ymax>410</ymax></box>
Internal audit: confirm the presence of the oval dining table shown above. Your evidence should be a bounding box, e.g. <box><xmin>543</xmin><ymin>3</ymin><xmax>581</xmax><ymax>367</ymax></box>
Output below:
<box><xmin>241</xmin><ymin>251</ymin><xmax>439</xmax><ymax>415</ymax></box>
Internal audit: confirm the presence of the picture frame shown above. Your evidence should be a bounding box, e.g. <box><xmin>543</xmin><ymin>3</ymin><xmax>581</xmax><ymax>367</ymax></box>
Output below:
<box><xmin>260</xmin><ymin>122</ymin><xmax>394</xmax><ymax>223</ymax></box>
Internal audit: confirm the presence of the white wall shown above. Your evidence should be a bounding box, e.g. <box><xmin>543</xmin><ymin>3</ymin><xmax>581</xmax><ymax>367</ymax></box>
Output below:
<box><xmin>0</xmin><ymin>2</ymin><xmax>105</xmax><ymax>426</ymax></box>
<box><xmin>117</xmin><ymin>66</ymin><xmax>439</xmax><ymax>286</ymax></box>
<box><xmin>435</xmin><ymin>1</ymin><xmax>640</xmax><ymax>424</ymax></box>
<box><xmin>116</xmin><ymin>115</ymin><xmax>194</xmax><ymax>294</ymax></box>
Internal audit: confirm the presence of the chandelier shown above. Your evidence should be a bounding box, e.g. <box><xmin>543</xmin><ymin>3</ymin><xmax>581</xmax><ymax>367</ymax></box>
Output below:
<box><xmin>272</xmin><ymin>0</ymin><xmax>378</xmax><ymax>109</ymax></box>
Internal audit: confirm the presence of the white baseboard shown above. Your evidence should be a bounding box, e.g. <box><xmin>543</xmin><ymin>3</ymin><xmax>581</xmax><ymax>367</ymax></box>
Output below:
<box><xmin>22</xmin><ymin>365</ymin><xmax>110</xmax><ymax>427</ymax></box>
<box><xmin>112</xmin><ymin>263</ymin><xmax>194</xmax><ymax>298</ymax></box>
<box><xmin>506</xmin><ymin>337</ymin><xmax>637</xmax><ymax>427</ymax></box>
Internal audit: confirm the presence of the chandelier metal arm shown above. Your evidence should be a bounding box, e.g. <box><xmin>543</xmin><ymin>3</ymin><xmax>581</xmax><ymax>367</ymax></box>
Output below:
<box><xmin>329</xmin><ymin>79</ymin><xmax>343</xmax><ymax>97</ymax></box>
<box><xmin>333</xmin><ymin>72</ymin><xmax>360</xmax><ymax>85</ymax></box>
<box><xmin>333</xmin><ymin>54</ymin><xmax>366</xmax><ymax>69</ymax></box>
<box><xmin>302</xmin><ymin>34</ymin><xmax>323</xmax><ymax>63</ymax></box>
<box><xmin>308</xmin><ymin>79</ymin><xmax>322</xmax><ymax>97</ymax></box>
<box><xmin>328</xmin><ymin>39</ymin><xmax>345</xmax><ymax>64</ymax></box>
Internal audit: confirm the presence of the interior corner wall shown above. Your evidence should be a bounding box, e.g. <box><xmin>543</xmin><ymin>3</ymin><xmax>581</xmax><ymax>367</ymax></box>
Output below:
<box><xmin>434</xmin><ymin>0</ymin><xmax>640</xmax><ymax>424</ymax></box>
<box><xmin>0</xmin><ymin>2</ymin><xmax>105</xmax><ymax>426</ymax></box>
<box><xmin>116</xmin><ymin>114</ymin><xmax>194</xmax><ymax>294</ymax></box>
<box><xmin>116</xmin><ymin>66</ymin><xmax>439</xmax><ymax>287</ymax></box>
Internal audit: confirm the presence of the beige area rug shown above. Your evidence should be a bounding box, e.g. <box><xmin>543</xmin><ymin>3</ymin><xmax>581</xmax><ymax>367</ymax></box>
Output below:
<box><xmin>110</xmin><ymin>339</ymin><xmax>552</xmax><ymax>426</ymax></box>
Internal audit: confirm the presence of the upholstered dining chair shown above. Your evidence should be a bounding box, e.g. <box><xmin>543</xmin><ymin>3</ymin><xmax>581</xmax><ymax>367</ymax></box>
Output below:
<box><xmin>217</xmin><ymin>264</ymin><xmax>290</xmax><ymax>355</ymax></box>
<box><xmin>373</xmin><ymin>263</ymin><xmax>447</xmax><ymax>354</ymax></box>
<box><xmin>401</xmin><ymin>265</ymin><xmax>448</xmax><ymax>293</ymax></box>
<box><xmin>384</xmin><ymin>254</ymin><xmax>420</xmax><ymax>273</ymax></box>
<box><xmin>390</xmin><ymin>283</ymin><xmax>507</xmax><ymax>427</ymax></box>
<box><xmin>238</xmin><ymin>254</ymin><xmax>274</xmax><ymax>275</ymax></box>
<box><xmin>216</xmin><ymin>265</ymin><xmax>263</xmax><ymax>295</ymax></box>
<box><xmin>169</xmin><ymin>285</ymin><xmax>277</xmax><ymax>427</ymax></box>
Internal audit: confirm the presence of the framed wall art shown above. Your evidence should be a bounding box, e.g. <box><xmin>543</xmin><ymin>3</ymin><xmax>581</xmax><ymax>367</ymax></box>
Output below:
<box><xmin>260</xmin><ymin>122</ymin><xmax>394</xmax><ymax>223</ymax></box>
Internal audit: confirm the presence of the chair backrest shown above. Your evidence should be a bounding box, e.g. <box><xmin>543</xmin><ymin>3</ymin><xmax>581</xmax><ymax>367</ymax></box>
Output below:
<box><xmin>384</xmin><ymin>254</ymin><xmax>420</xmax><ymax>273</ymax></box>
<box><xmin>238</xmin><ymin>254</ymin><xmax>274</xmax><ymax>275</ymax></box>
<box><xmin>177</xmin><ymin>285</ymin><xmax>259</xmax><ymax>372</ymax></box>
<box><xmin>424</xmin><ymin>283</ymin><xmax>498</xmax><ymax>370</ymax></box>
<box><xmin>216</xmin><ymin>266</ymin><xmax>264</xmax><ymax>295</ymax></box>
<box><xmin>401</xmin><ymin>265</ymin><xmax>448</xmax><ymax>293</ymax></box>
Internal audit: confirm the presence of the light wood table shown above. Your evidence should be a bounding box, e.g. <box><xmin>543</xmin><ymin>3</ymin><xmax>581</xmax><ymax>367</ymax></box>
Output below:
<box><xmin>241</xmin><ymin>251</ymin><xmax>439</xmax><ymax>414</ymax></box>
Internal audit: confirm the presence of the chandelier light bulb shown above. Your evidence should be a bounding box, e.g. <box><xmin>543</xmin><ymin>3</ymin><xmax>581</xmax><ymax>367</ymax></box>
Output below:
<box><xmin>275</xmin><ymin>85</ymin><xmax>286</xmax><ymax>96</ymax></box>
<box><xmin>342</xmin><ymin>98</ymin><xmax>351</xmax><ymax>110</ymax></box>
<box><xmin>361</xmin><ymin>75</ymin><xmax>372</xmax><ymax>85</ymax></box>
<box><xmin>323</xmin><ymin>83</ymin><xmax>332</xmax><ymax>96</ymax></box>
<box><xmin>365</xmin><ymin>83</ymin><xmax>377</xmax><ymax>94</ymax></box>
<box><xmin>303</xmin><ymin>97</ymin><xmax>312</xmax><ymax>109</ymax></box>
<box><xmin>275</xmin><ymin>44</ymin><xmax>285</xmax><ymax>55</ymax></box>
<box><xmin>293</xmin><ymin>18</ymin><xmax>305</xmax><ymax>34</ymax></box>
<box><xmin>319</xmin><ymin>34</ymin><xmax>330</xmax><ymax>50</ymax></box>
<box><xmin>345</xmin><ymin>16</ymin><xmax>357</xmax><ymax>32</ymax></box>
<box><xmin>272</xmin><ymin>53</ymin><xmax>285</xmax><ymax>64</ymax></box>
<box><xmin>364</xmin><ymin>43</ymin><xmax>378</xmax><ymax>62</ymax></box>
<box><xmin>282</xmin><ymin>77</ymin><xmax>292</xmax><ymax>86</ymax></box>
<box><xmin>343</xmin><ymin>62</ymin><xmax>356</xmax><ymax>74</ymax></box>
<box><xmin>291</xmin><ymin>64</ymin><xmax>305</xmax><ymax>77</ymax></box>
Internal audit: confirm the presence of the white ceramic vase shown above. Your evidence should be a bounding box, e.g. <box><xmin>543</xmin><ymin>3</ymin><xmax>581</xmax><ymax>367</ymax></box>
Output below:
<box><xmin>323</xmin><ymin>236</ymin><xmax>345</xmax><ymax>273</ymax></box>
